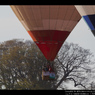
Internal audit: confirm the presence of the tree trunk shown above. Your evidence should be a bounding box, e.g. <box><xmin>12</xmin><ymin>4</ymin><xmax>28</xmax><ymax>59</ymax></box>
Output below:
<box><xmin>53</xmin><ymin>76</ymin><xmax>66</xmax><ymax>89</ymax></box>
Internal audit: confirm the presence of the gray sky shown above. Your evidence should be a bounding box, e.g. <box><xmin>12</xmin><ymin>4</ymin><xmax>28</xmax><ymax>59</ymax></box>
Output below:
<box><xmin>0</xmin><ymin>5</ymin><xmax>95</xmax><ymax>56</ymax></box>
<box><xmin>0</xmin><ymin>5</ymin><xmax>32</xmax><ymax>42</ymax></box>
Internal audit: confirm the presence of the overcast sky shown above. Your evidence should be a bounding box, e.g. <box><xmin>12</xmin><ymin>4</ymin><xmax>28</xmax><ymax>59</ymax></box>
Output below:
<box><xmin>0</xmin><ymin>5</ymin><xmax>95</xmax><ymax>56</ymax></box>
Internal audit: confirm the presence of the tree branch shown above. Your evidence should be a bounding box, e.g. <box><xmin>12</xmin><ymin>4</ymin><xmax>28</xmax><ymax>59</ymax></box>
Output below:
<box><xmin>56</xmin><ymin>58</ymin><xmax>66</xmax><ymax>74</ymax></box>
<box><xmin>66</xmin><ymin>77</ymin><xmax>86</xmax><ymax>89</ymax></box>
<box><xmin>69</xmin><ymin>74</ymin><xmax>87</xmax><ymax>79</ymax></box>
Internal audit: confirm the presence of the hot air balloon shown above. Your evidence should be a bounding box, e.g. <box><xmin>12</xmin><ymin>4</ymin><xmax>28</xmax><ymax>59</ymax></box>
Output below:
<box><xmin>10</xmin><ymin>5</ymin><xmax>81</xmax><ymax>61</ymax></box>
<box><xmin>75</xmin><ymin>5</ymin><xmax>95</xmax><ymax>36</ymax></box>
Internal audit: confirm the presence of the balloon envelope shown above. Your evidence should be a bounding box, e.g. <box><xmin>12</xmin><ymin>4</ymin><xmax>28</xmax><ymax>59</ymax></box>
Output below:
<box><xmin>75</xmin><ymin>5</ymin><xmax>95</xmax><ymax>36</ymax></box>
<box><xmin>10</xmin><ymin>5</ymin><xmax>81</xmax><ymax>61</ymax></box>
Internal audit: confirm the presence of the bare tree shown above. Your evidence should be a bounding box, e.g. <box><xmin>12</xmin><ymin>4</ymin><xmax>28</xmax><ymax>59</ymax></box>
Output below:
<box><xmin>54</xmin><ymin>42</ymin><xmax>94</xmax><ymax>89</ymax></box>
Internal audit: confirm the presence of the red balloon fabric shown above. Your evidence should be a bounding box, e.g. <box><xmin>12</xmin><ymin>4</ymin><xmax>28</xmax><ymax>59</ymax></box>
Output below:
<box><xmin>28</xmin><ymin>30</ymin><xmax>70</xmax><ymax>61</ymax></box>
